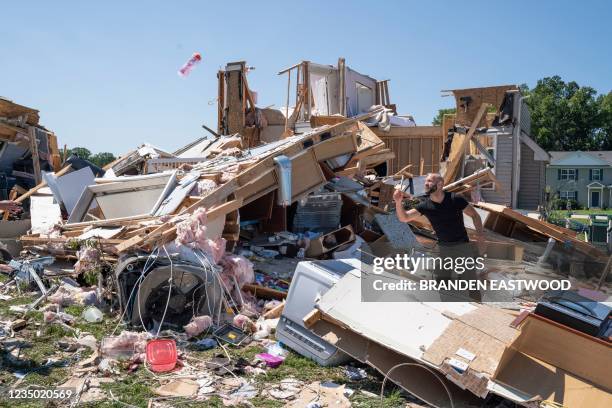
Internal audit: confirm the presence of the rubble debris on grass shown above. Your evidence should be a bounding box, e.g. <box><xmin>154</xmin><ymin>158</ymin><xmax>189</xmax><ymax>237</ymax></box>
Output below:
<box><xmin>0</xmin><ymin>60</ymin><xmax>610</xmax><ymax>407</ymax></box>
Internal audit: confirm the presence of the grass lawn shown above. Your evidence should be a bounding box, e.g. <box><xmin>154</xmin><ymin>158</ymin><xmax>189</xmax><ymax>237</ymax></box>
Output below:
<box><xmin>552</xmin><ymin>209</ymin><xmax>612</xmax><ymax>216</ymax></box>
<box><xmin>0</xmin><ymin>293</ymin><xmax>413</xmax><ymax>408</ymax></box>
<box><xmin>550</xmin><ymin>209</ymin><xmax>612</xmax><ymax>225</ymax></box>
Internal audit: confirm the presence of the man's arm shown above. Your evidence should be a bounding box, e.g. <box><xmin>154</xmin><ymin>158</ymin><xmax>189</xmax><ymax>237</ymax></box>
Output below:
<box><xmin>463</xmin><ymin>204</ymin><xmax>485</xmax><ymax>253</ymax></box>
<box><xmin>393</xmin><ymin>189</ymin><xmax>421</xmax><ymax>223</ymax></box>
<box><xmin>0</xmin><ymin>200</ymin><xmax>21</xmax><ymax>212</ymax></box>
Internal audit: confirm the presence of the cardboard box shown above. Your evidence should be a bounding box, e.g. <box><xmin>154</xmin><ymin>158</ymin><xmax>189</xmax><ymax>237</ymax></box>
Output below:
<box><xmin>306</xmin><ymin>225</ymin><xmax>355</xmax><ymax>258</ymax></box>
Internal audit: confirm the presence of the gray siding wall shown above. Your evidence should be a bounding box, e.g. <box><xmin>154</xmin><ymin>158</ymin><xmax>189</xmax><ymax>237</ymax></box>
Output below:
<box><xmin>481</xmin><ymin>134</ymin><xmax>512</xmax><ymax>206</ymax></box>
<box><xmin>518</xmin><ymin>142</ymin><xmax>545</xmax><ymax>209</ymax></box>
<box><xmin>545</xmin><ymin>167</ymin><xmax>612</xmax><ymax>208</ymax></box>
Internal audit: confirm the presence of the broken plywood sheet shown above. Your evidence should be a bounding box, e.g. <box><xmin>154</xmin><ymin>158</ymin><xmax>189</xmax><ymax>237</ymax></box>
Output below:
<box><xmin>446</xmin><ymin>85</ymin><xmax>517</xmax><ymax>127</ymax></box>
<box><xmin>310</xmin><ymin>316</ymin><xmax>485</xmax><ymax>408</ymax></box>
<box><xmin>454</xmin><ymin>305</ymin><xmax>519</xmax><ymax>344</ymax></box>
<box><xmin>422</xmin><ymin>319</ymin><xmax>509</xmax><ymax>376</ymax></box>
<box><xmin>493</xmin><ymin>348</ymin><xmax>612</xmax><ymax>408</ymax></box>
<box><xmin>492</xmin><ymin>314</ymin><xmax>612</xmax><ymax>407</ymax></box>
<box><xmin>315</xmin><ymin>270</ymin><xmax>478</xmax><ymax>360</ymax></box>
<box><xmin>476</xmin><ymin>202</ymin><xmax>607</xmax><ymax>260</ymax></box>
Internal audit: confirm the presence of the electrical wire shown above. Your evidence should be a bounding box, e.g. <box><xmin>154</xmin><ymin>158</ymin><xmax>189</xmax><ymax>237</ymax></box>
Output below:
<box><xmin>379</xmin><ymin>362</ymin><xmax>454</xmax><ymax>408</ymax></box>
<box><xmin>111</xmin><ymin>248</ymin><xmax>160</xmax><ymax>335</ymax></box>
<box><xmin>155</xmin><ymin>245</ymin><xmax>174</xmax><ymax>337</ymax></box>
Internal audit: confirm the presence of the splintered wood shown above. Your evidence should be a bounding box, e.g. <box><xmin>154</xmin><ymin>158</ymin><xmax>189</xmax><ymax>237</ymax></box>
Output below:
<box><xmin>476</xmin><ymin>202</ymin><xmax>607</xmax><ymax>260</ymax></box>
<box><xmin>18</xmin><ymin>114</ymin><xmax>389</xmax><ymax>257</ymax></box>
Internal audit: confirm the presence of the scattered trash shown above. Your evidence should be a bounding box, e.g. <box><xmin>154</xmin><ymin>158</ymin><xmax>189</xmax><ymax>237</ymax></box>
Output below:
<box><xmin>213</xmin><ymin>324</ymin><xmax>249</xmax><ymax>346</ymax></box>
<box><xmin>255</xmin><ymin>352</ymin><xmax>284</xmax><ymax>368</ymax></box>
<box><xmin>82</xmin><ymin>306</ymin><xmax>103</xmax><ymax>323</ymax></box>
<box><xmin>344</xmin><ymin>365</ymin><xmax>367</xmax><ymax>381</ymax></box>
<box><xmin>266</xmin><ymin>341</ymin><xmax>288</xmax><ymax>358</ymax></box>
<box><xmin>154</xmin><ymin>378</ymin><xmax>199</xmax><ymax>397</ymax></box>
<box><xmin>101</xmin><ymin>331</ymin><xmax>148</xmax><ymax>360</ymax></box>
<box><xmin>184</xmin><ymin>315</ymin><xmax>213</xmax><ymax>337</ymax></box>
<box><xmin>178</xmin><ymin>52</ymin><xmax>202</xmax><ymax>77</ymax></box>
<box><xmin>193</xmin><ymin>337</ymin><xmax>217</xmax><ymax>350</ymax></box>
<box><xmin>231</xmin><ymin>381</ymin><xmax>258</xmax><ymax>399</ymax></box>
<box><xmin>1</xmin><ymin>60</ymin><xmax>609</xmax><ymax>408</ymax></box>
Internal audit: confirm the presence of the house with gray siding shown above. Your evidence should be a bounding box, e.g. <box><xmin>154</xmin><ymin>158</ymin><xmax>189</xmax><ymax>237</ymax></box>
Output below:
<box><xmin>468</xmin><ymin>90</ymin><xmax>550</xmax><ymax>210</ymax></box>
<box><xmin>546</xmin><ymin>151</ymin><xmax>612</xmax><ymax>209</ymax></box>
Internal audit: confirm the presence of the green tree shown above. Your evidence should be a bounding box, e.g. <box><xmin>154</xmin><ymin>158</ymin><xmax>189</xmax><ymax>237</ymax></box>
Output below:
<box><xmin>89</xmin><ymin>152</ymin><xmax>116</xmax><ymax>167</ymax></box>
<box><xmin>521</xmin><ymin>76</ymin><xmax>611</xmax><ymax>151</ymax></box>
<box><xmin>432</xmin><ymin>108</ymin><xmax>456</xmax><ymax>126</ymax></box>
<box><xmin>599</xmin><ymin>91</ymin><xmax>612</xmax><ymax>149</ymax></box>
<box><xmin>68</xmin><ymin>147</ymin><xmax>91</xmax><ymax>160</ymax></box>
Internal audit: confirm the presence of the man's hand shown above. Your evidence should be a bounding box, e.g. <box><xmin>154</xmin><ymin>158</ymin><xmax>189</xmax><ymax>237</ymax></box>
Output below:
<box><xmin>0</xmin><ymin>200</ymin><xmax>22</xmax><ymax>213</ymax></box>
<box><xmin>393</xmin><ymin>188</ymin><xmax>412</xmax><ymax>203</ymax></box>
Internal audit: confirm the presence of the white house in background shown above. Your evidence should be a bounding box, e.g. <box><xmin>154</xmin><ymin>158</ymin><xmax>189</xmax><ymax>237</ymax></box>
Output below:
<box><xmin>546</xmin><ymin>151</ymin><xmax>612</xmax><ymax>209</ymax></box>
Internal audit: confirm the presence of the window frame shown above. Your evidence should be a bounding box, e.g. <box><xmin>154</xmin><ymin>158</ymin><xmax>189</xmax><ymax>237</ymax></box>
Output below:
<box><xmin>591</xmin><ymin>168</ymin><xmax>603</xmax><ymax>181</ymax></box>
<box><xmin>559</xmin><ymin>190</ymin><xmax>577</xmax><ymax>201</ymax></box>
<box><xmin>560</xmin><ymin>168</ymin><xmax>577</xmax><ymax>181</ymax></box>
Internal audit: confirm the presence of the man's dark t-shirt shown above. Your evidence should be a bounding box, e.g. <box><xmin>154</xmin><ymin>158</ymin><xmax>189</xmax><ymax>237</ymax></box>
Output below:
<box><xmin>415</xmin><ymin>192</ymin><xmax>469</xmax><ymax>243</ymax></box>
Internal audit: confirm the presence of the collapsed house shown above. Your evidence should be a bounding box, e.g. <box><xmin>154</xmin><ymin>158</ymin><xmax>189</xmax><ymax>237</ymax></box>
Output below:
<box><xmin>2</xmin><ymin>59</ymin><xmax>611</xmax><ymax>407</ymax></box>
<box><xmin>0</xmin><ymin>98</ymin><xmax>62</xmax><ymax>247</ymax></box>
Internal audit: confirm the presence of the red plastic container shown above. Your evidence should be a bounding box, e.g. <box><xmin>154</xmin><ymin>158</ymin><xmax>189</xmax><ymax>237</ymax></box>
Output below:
<box><xmin>146</xmin><ymin>339</ymin><xmax>177</xmax><ymax>373</ymax></box>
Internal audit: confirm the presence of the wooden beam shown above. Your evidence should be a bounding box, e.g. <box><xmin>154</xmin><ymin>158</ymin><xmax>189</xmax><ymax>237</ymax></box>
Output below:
<box><xmin>303</xmin><ymin>309</ymin><xmax>322</xmax><ymax>329</ymax></box>
<box><xmin>28</xmin><ymin>126</ymin><xmax>42</xmax><ymax>185</ymax></box>
<box><xmin>443</xmin><ymin>103</ymin><xmax>488</xmax><ymax>184</ymax></box>
<box><xmin>597</xmin><ymin>254</ymin><xmax>612</xmax><ymax>290</ymax></box>
<box><xmin>338</xmin><ymin>57</ymin><xmax>346</xmax><ymax>116</ymax></box>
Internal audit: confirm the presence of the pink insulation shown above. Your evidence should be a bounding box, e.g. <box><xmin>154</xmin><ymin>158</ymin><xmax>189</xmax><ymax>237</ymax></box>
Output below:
<box><xmin>201</xmin><ymin>238</ymin><xmax>226</xmax><ymax>264</ymax></box>
<box><xmin>48</xmin><ymin>292</ymin><xmax>75</xmax><ymax>307</ymax></box>
<box><xmin>193</xmin><ymin>207</ymin><xmax>207</xmax><ymax>226</ymax></box>
<box><xmin>101</xmin><ymin>331</ymin><xmax>149</xmax><ymax>359</ymax></box>
<box><xmin>48</xmin><ymin>285</ymin><xmax>97</xmax><ymax>306</ymax></box>
<box><xmin>220</xmin><ymin>255</ymin><xmax>254</xmax><ymax>289</ymax></box>
<box><xmin>174</xmin><ymin>207</ymin><xmax>227</xmax><ymax>263</ymax></box>
<box><xmin>191</xmin><ymin>179</ymin><xmax>218</xmax><ymax>196</ymax></box>
<box><xmin>183</xmin><ymin>315</ymin><xmax>213</xmax><ymax>337</ymax></box>
<box><xmin>74</xmin><ymin>247</ymin><xmax>101</xmax><ymax>275</ymax></box>
<box><xmin>176</xmin><ymin>222</ymin><xmax>196</xmax><ymax>245</ymax></box>
<box><xmin>43</xmin><ymin>311</ymin><xmax>75</xmax><ymax>324</ymax></box>
<box><xmin>233</xmin><ymin>314</ymin><xmax>257</xmax><ymax>332</ymax></box>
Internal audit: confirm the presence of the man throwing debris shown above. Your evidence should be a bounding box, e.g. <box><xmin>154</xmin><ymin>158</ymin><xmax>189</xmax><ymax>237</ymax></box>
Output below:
<box><xmin>393</xmin><ymin>173</ymin><xmax>485</xmax><ymax>301</ymax></box>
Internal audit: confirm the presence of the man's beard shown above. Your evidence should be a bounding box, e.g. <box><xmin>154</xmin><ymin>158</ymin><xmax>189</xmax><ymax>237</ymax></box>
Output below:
<box><xmin>426</xmin><ymin>184</ymin><xmax>438</xmax><ymax>195</ymax></box>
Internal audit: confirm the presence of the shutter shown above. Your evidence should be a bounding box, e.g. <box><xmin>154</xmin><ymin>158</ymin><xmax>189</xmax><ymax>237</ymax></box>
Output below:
<box><xmin>589</xmin><ymin>169</ymin><xmax>593</xmax><ymax>181</ymax></box>
<box><xmin>558</xmin><ymin>169</ymin><xmax>561</xmax><ymax>180</ymax></box>
<box><xmin>575</xmin><ymin>168</ymin><xmax>579</xmax><ymax>180</ymax></box>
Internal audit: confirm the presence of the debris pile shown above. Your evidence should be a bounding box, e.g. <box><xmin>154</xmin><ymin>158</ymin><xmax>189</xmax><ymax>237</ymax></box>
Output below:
<box><xmin>0</xmin><ymin>59</ymin><xmax>610</xmax><ymax>407</ymax></box>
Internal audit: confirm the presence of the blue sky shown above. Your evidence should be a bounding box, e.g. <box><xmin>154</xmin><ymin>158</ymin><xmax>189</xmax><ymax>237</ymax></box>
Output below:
<box><xmin>1</xmin><ymin>1</ymin><xmax>611</xmax><ymax>154</ymax></box>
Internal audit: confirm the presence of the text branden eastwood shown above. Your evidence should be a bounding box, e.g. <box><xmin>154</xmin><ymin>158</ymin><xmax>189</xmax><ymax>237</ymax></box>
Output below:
<box><xmin>371</xmin><ymin>279</ymin><xmax>571</xmax><ymax>292</ymax></box>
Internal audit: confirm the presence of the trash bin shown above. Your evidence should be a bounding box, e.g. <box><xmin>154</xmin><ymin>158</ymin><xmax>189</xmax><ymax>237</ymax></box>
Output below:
<box><xmin>589</xmin><ymin>214</ymin><xmax>609</xmax><ymax>244</ymax></box>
